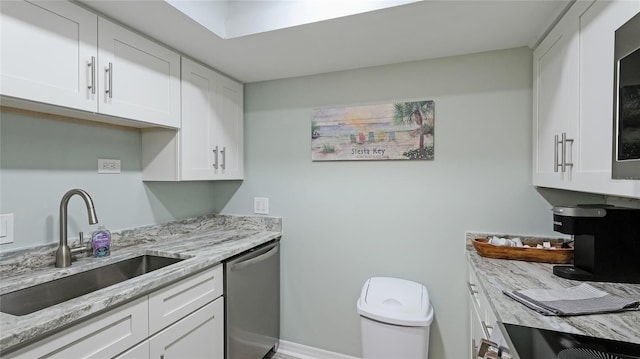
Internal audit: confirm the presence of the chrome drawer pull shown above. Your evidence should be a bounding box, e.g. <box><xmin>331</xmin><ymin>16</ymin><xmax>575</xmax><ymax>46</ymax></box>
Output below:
<box><xmin>561</xmin><ymin>132</ymin><xmax>573</xmax><ymax>173</ymax></box>
<box><xmin>554</xmin><ymin>134</ymin><xmax>560</xmax><ymax>172</ymax></box>
<box><xmin>467</xmin><ymin>282</ymin><xmax>478</xmax><ymax>295</ymax></box>
<box><xmin>88</xmin><ymin>56</ymin><xmax>96</xmax><ymax>94</ymax></box>
<box><xmin>220</xmin><ymin>146</ymin><xmax>226</xmax><ymax>170</ymax></box>
<box><xmin>105</xmin><ymin>62</ymin><xmax>113</xmax><ymax>98</ymax></box>
<box><xmin>212</xmin><ymin>146</ymin><xmax>219</xmax><ymax>169</ymax></box>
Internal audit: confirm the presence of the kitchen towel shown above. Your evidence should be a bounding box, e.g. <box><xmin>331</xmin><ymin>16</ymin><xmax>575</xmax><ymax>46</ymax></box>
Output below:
<box><xmin>503</xmin><ymin>283</ymin><xmax>640</xmax><ymax>316</ymax></box>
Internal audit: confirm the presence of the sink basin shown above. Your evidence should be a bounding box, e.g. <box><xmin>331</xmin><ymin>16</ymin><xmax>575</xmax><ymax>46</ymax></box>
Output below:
<box><xmin>0</xmin><ymin>255</ymin><xmax>184</xmax><ymax>316</ymax></box>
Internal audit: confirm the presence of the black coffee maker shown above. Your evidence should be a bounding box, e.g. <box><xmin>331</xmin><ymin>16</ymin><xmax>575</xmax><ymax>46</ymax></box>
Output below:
<box><xmin>552</xmin><ymin>205</ymin><xmax>640</xmax><ymax>284</ymax></box>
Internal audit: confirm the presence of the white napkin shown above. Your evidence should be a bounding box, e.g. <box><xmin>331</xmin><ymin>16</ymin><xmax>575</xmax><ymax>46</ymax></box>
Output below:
<box><xmin>503</xmin><ymin>283</ymin><xmax>640</xmax><ymax>316</ymax></box>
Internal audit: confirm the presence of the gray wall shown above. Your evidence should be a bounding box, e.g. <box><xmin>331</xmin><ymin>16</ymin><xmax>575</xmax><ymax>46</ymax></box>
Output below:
<box><xmin>213</xmin><ymin>47</ymin><xmax>559</xmax><ymax>358</ymax></box>
<box><xmin>0</xmin><ymin>112</ymin><xmax>216</xmax><ymax>250</ymax></box>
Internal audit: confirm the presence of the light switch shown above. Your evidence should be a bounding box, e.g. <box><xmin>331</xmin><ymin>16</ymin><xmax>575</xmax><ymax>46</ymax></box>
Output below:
<box><xmin>0</xmin><ymin>214</ymin><xmax>14</xmax><ymax>244</ymax></box>
<box><xmin>254</xmin><ymin>197</ymin><xmax>269</xmax><ymax>215</ymax></box>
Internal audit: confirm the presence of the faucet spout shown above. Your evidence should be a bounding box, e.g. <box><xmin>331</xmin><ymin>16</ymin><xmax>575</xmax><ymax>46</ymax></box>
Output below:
<box><xmin>55</xmin><ymin>189</ymin><xmax>99</xmax><ymax>268</ymax></box>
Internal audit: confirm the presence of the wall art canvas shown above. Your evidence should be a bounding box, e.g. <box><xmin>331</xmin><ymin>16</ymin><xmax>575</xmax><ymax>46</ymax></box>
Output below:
<box><xmin>311</xmin><ymin>100</ymin><xmax>434</xmax><ymax>161</ymax></box>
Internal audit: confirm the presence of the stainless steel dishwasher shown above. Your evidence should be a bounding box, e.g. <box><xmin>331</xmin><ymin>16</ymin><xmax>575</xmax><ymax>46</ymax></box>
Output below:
<box><xmin>225</xmin><ymin>239</ymin><xmax>280</xmax><ymax>359</ymax></box>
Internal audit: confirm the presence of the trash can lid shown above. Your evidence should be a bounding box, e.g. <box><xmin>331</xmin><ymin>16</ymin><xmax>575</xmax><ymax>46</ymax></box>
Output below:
<box><xmin>357</xmin><ymin>277</ymin><xmax>434</xmax><ymax>327</ymax></box>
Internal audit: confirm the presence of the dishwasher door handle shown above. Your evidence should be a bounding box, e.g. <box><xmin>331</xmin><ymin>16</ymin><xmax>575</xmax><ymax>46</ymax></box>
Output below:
<box><xmin>229</xmin><ymin>243</ymin><xmax>279</xmax><ymax>272</ymax></box>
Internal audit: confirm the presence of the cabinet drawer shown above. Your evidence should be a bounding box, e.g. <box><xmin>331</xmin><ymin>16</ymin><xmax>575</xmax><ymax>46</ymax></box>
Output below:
<box><xmin>4</xmin><ymin>297</ymin><xmax>148</xmax><ymax>359</ymax></box>
<box><xmin>148</xmin><ymin>264</ymin><xmax>223</xmax><ymax>334</ymax></box>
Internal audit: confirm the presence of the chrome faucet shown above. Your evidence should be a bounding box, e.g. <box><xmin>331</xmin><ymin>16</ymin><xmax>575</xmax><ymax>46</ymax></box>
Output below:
<box><xmin>55</xmin><ymin>189</ymin><xmax>98</xmax><ymax>268</ymax></box>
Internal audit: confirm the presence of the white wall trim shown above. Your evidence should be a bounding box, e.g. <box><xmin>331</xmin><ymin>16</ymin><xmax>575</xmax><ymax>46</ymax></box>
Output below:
<box><xmin>277</xmin><ymin>340</ymin><xmax>360</xmax><ymax>359</ymax></box>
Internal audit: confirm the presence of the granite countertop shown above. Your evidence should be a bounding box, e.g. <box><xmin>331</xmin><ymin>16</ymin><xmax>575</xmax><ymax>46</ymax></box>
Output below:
<box><xmin>0</xmin><ymin>214</ymin><xmax>282</xmax><ymax>354</ymax></box>
<box><xmin>466</xmin><ymin>232</ymin><xmax>640</xmax><ymax>345</ymax></box>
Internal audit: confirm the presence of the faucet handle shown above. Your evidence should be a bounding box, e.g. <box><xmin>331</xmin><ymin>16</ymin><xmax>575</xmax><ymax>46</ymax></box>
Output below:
<box><xmin>80</xmin><ymin>232</ymin><xmax>92</xmax><ymax>251</ymax></box>
<box><xmin>70</xmin><ymin>232</ymin><xmax>91</xmax><ymax>256</ymax></box>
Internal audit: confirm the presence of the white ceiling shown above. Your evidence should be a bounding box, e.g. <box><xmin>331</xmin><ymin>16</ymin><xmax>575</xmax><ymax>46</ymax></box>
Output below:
<box><xmin>78</xmin><ymin>0</ymin><xmax>572</xmax><ymax>83</ymax></box>
<box><xmin>165</xmin><ymin>0</ymin><xmax>421</xmax><ymax>39</ymax></box>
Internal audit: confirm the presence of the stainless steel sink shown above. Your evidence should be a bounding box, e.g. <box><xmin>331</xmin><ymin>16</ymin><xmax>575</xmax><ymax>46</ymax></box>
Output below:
<box><xmin>0</xmin><ymin>255</ymin><xmax>184</xmax><ymax>316</ymax></box>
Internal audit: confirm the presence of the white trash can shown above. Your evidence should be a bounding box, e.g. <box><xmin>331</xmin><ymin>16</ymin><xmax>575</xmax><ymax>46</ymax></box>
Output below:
<box><xmin>357</xmin><ymin>277</ymin><xmax>434</xmax><ymax>359</ymax></box>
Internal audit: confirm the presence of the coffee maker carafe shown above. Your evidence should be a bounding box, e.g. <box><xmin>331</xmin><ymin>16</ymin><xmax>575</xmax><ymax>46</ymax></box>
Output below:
<box><xmin>552</xmin><ymin>205</ymin><xmax>640</xmax><ymax>284</ymax></box>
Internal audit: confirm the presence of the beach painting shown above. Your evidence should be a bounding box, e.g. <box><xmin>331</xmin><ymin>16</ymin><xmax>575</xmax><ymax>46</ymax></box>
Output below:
<box><xmin>311</xmin><ymin>100</ymin><xmax>435</xmax><ymax>161</ymax></box>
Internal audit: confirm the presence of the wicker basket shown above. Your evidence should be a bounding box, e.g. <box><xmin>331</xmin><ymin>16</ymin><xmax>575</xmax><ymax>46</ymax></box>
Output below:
<box><xmin>471</xmin><ymin>237</ymin><xmax>573</xmax><ymax>264</ymax></box>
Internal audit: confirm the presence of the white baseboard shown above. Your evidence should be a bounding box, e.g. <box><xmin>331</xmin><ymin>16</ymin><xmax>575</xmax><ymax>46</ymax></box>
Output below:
<box><xmin>277</xmin><ymin>340</ymin><xmax>360</xmax><ymax>359</ymax></box>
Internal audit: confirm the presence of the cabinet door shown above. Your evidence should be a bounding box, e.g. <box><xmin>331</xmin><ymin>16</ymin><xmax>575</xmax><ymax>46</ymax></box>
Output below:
<box><xmin>97</xmin><ymin>17</ymin><xmax>180</xmax><ymax>128</ymax></box>
<box><xmin>532</xmin><ymin>2</ymin><xmax>590</xmax><ymax>188</ymax></box>
<box><xmin>218</xmin><ymin>75</ymin><xmax>245</xmax><ymax>180</ymax></box>
<box><xmin>149</xmin><ymin>297</ymin><xmax>224</xmax><ymax>359</ymax></box>
<box><xmin>0</xmin><ymin>0</ymin><xmax>97</xmax><ymax>111</ymax></box>
<box><xmin>468</xmin><ymin>265</ymin><xmax>497</xmax><ymax>358</ymax></box>
<box><xmin>469</xmin><ymin>303</ymin><xmax>484</xmax><ymax>359</ymax></box>
<box><xmin>468</xmin><ymin>268</ymin><xmax>483</xmax><ymax>358</ymax></box>
<box><xmin>3</xmin><ymin>297</ymin><xmax>148</xmax><ymax>359</ymax></box>
<box><xmin>181</xmin><ymin>57</ymin><xmax>220</xmax><ymax>180</ymax></box>
<box><xmin>576</xmin><ymin>0</ymin><xmax>640</xmax><ymax>197</ymax></box>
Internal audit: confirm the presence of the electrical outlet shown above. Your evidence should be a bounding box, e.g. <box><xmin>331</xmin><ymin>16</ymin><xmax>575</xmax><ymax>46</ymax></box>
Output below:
<box><xmin>0</xmin><ymin>214</ymin><xmax>14</xmax><ymax>245</ymax></box>
<box><xmin>254</xmin><ymin>197</ymin><xmax>269</xmax><ymax>214</ymax></box>
<box><xmin>98</xmin><ymin>159</ymin><xmax>121</xmax><ymax>174</ymax></box>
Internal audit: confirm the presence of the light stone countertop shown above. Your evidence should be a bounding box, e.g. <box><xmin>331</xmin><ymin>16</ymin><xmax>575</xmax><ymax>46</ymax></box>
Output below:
<box><xmin>466</xmin><ymin>232</ymin><xmax>640</xmax><ymax>345</ymax></box>
<box><xmin>0</xmin><ymin>214</ymin><xmax>282</xmax><ymax>354</ymax></box>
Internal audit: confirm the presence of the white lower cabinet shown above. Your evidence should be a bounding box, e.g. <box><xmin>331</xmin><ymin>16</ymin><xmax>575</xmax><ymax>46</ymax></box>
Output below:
<box><xmin>468</xmin><ymin>264</ymin><xmax>496</xmax><ymax>358</ymax></box>
<box><xmin>148</xmin><ymin>264</ymin><xmax>223</xmax><ymax>335</ymax></box>
<box><xmin>4</xmin><ymin>265</ymin><xmax>223</xmax><ymax>359</ymax></box>
<box><xmin>149</xmin><ymin>298</ymin><xmax>224</xmax><ymax>359</ymax></box>
<box><xmin>116</xmin><ymin>298</ymin><xmax>224</xmax><ymax>359</ymax></box>
<box><xmin>3</xmin><ymin>297</ymin><xmax>149</xmax><ymax>359</ymax></box>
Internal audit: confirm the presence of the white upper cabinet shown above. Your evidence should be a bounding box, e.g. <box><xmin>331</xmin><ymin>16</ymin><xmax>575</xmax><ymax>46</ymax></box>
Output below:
<box><xmin>142</xmin><ymin>58</ymin><xmax>244</xmax><ymax>181</ymax></box>
<box><xmin>0</xmin><ymin>1</ymin><xmax>180</xmax><ymax>128</ymax></box>
<box><xmin>217</xmin><ymin>73</ymin><xmax>244</xmax><ymax>180</ymax></box>
<box><xmin>576</xmin><ymin>0</ymin><xmax>639</xmax><ymax>197</ymax></box>
<box><xmin>532</xmin><ymin>1</ymin><xmax>585</xmax><ymax>189</ymax></box>
<box><xmin>533</xmin><ymin>0</ymin><xmax>640</xmax><ymax>198</ymax></box>
<box><xmin>0</xmin><ymin>1</ymin><xmax>97</xmax><ymax>112</ymax></box>
<box><xmin>97</xmin><ymin>17</ymin><xmax>180</xmax><ymax>128</ymax></box>
<box><xmin>180</xmin><ymin>57</ymin><xmax>222</xmax><ymax>180</ymax></box>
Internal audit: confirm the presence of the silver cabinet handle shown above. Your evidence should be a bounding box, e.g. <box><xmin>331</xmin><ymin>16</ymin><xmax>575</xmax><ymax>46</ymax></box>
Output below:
<box><xmin>212</xmin><ymin>146</ymin><xmax>219</xmax><ymax>169</ymax></box>
<box><xmin>554</xmin><ymin>133</ymin><xmax>574</xmax><ymax>173</ymax></box>
<box><xmin>220</xmin><ymin>146</ymin><xmax>226</xmax><ymax>170</ymax></box>
<box><xmin>561</xmin><ymin>132</ymin><xmax>573</xmax><ymax>173</ymax></box>
<box><xmin>88</xmin><ymin>56</ymin><xmax>96</xmax><ymax>94</ymax></box>
<box><xmin>467</xmin><ymin>282</ymin><xmax>478</xmax><ymax>295</ymax></box>
<box><xmin>105</xmin><ymin>62</ymin><xmax>113</xmax><ymax>98</ymax></box>
<box><xmin>481</xmin><ymin>320</ymin><xmax>493</xmax><ymax>338</ymax></box>
<box><xmin>554</xmin><ymin>134</ymin><xmax>560</xmax><ymax>173</ymax></box>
